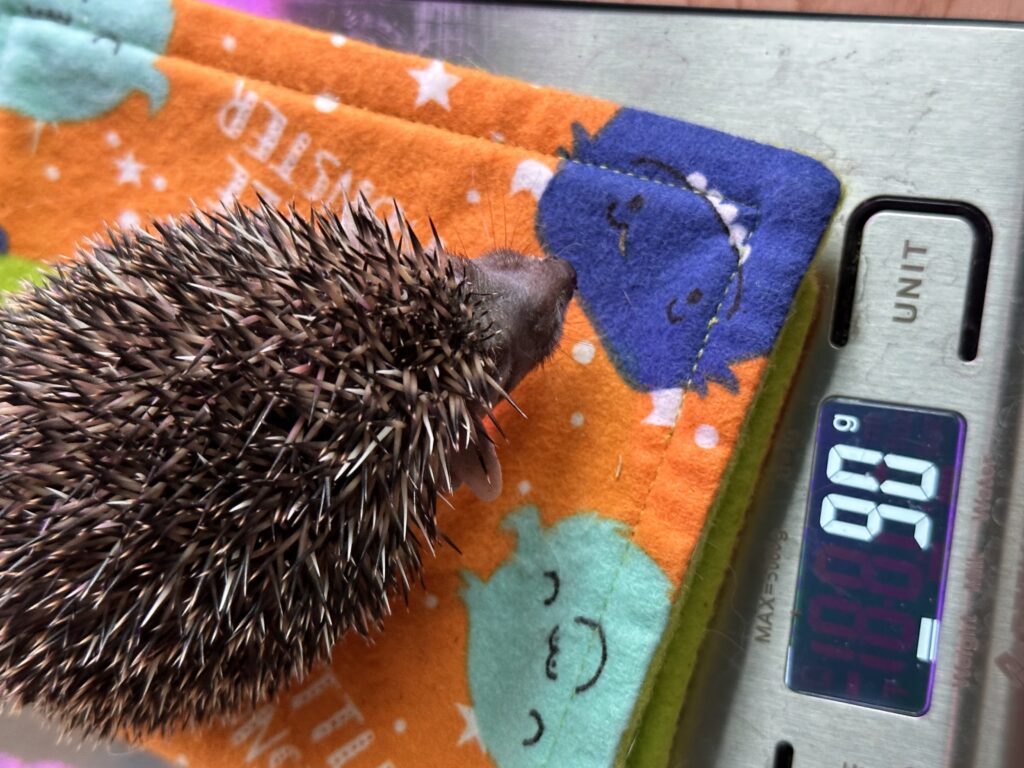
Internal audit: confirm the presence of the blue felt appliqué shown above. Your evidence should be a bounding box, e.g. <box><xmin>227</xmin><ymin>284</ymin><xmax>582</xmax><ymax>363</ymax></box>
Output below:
<box><xmin>536</xmin><ymin>108</ymin><xmax>840</xmax><ymax>395</ymax></box>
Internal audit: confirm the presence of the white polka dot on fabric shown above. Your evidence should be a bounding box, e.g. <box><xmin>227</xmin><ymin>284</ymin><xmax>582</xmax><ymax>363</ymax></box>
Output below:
<box><xmin>314</xmin><ymin>93</ymin><xmax>340</xmax><ymax>113</ymax></box>
<box><xmin>43</xmin><ymin>164</ymin><xmax>60</xmax><ymax>181</ymax></box>
<box><xmin>570</xmin><ymin>412</ymin><xmax>585</xmax><ymax>428</ymax></box>
<box><xmin>394</xmin><ymin>718</ymin><xmax>407</xmax><ymax>734</ymax></box>
<box><xmin>152</xmin><ymin>175</ymin><xmax>167</xmax><ymax>191</ymax></box>
<box><xmin>572</xmin><ymin>340</ymin><xmax>595</xmax><ymax>365</ymax></box>
<box><xmin>117</xmin><ymin>210</ymin><xmax>141</xmax><ymax>230</ymax></box>
<box><xmin>222</xmin><ymin>35</ymin><xmax>237</xmax><ymax>52</ymax></box>
<box><xmin>694</xmin><ymin>424</ymin><xmax>720</xmax><ymax>449</ymax></box>
<box><xmin>424</xmin><ymin>593</ymin><xmax>439</xmax><ymax>609</ymax></box>
<box><xmin>105</xmin><ymin>130</ymin><xmax>121</xmax><ymax>148</ymax></box>
<box><xmin>517</xmin><ymin>480</ymin><xmax>532</xmax><ymax>496</ymax></box>
<box><xmin>331</xmin><ymin>33</ymin><xmax>347</xmax><ymax>47</ymax></box>
<box><xmin>466</xmin><ymin>188</ymin><xmax>481</xmax><ymax>204</ymax></box>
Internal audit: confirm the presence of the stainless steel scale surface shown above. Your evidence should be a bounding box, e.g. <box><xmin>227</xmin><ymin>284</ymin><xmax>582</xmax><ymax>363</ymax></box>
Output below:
<box><xmin>2</xmin><ymin>2</ymin><xmax>1022</xmax><ymax>766</ymax></box>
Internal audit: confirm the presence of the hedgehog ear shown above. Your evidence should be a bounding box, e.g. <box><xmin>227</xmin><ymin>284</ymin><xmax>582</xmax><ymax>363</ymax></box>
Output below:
<box><xmin>450</xmin><ymin>437</ymin><xmax>502</xmax><ymax>502</ymax></box>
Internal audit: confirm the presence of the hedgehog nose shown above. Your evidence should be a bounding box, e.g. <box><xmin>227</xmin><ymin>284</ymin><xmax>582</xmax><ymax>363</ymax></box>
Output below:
<box><xmin>546</xmin><ymin>256</ymin><xmax>577</xmax><ymax>300</ymax></box>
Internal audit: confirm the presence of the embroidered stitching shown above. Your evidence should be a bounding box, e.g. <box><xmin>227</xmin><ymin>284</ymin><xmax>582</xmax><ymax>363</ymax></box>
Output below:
<box><xmin>4</xmin><ymin>17</ymin><xmax>765</xmax><ymax>759</ymax></box>
<box><xmin>540</xmin><ymin>187</ymin><xmax>742</xmax><ymax>767</ymax></box>
<box><xmin>627</xmin><ymin>156</ymin><xmax>757</xmax><ymax>265</ymax></box>
<box><xmin>565</xmin><ymin>156</ymin><xmax>756</xmax><ymax>319</ymax></box>
<box><xmin>191</xmin><ymin>49</ymin><xmax>747</xmax><ymax>762</ymax></box>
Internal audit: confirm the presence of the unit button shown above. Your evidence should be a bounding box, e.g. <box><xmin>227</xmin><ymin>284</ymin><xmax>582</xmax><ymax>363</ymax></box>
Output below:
<box><xmin>831</xmin><ymin>198</ymin><xmax>992</xmax><ymax>362</ymax></box>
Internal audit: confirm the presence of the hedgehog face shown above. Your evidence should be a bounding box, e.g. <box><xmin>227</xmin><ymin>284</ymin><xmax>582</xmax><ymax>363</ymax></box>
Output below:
<box><xmin>444</xmin><ymin>251</ymin><xmax>574</xmax><ymax>503</ymax></box>
<box><xmin>467</xmin><ymin>249</ymin><xmax>576</xmax><ymax>394</ymax></box>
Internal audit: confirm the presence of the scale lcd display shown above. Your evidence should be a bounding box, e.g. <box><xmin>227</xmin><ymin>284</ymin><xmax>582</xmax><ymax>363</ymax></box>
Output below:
<box><xmin>785</xmin><ymin>397</ymin><xmax>966</xmax><ymax>715</ymax></box>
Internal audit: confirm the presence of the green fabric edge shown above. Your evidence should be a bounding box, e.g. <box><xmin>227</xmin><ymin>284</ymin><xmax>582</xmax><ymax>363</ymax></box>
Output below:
<box><xmin>617</xmin><ymin>270</ymin><xmax>822</xmax><ymax>768</ymax></box>
<box><xmin>0</xmin><ymin>249</ymin><xmax>819</xmax><ymax>767</ymax></box>
<box><xmin>0</xmin><ymin>253</ymin><xmax>50</xmax><ymax>294</ymax></box>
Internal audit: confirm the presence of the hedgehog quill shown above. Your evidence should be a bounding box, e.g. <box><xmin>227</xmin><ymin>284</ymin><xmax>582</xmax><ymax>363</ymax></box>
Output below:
<box><xmin>0</xmin><ymin>197</ymin><xmax>576</xmax><ymax>740</ymax></box>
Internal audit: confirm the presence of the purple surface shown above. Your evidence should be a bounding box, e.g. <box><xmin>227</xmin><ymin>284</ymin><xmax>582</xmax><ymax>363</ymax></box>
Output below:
<box><xmin>204</xmin><ymin>0</ymin><xmax>285</xmax><ymax>19</ymax></box>
<box><xmin>0</xmin><ymin>755</ymin><xmax>76</xmax><ymax>768</ymax></box>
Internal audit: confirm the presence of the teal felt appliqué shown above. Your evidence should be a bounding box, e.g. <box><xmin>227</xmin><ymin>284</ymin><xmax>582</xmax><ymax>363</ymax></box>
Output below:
<box><xmin>462</xmin><ymin>507</ymin><xmax>672</xmax><ymax>767</ymax></box>
<box><xmin>0</xmin><ymin>0</ymin><xmax>174</xmax><ymax>122</ymax></box>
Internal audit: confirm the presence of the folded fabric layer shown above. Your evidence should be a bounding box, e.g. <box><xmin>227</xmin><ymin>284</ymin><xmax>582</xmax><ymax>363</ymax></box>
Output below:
<box><xmin>0</xmin><ymin>2</ymin><xmax>840</xmax><ymax>766</ymax></box>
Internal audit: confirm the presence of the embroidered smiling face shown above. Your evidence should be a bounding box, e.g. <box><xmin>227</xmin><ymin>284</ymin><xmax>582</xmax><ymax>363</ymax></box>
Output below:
<box><xmin>536</xmin><ymin>110</ymin><xmax>772</xmax><ymax>395</ymax></box>
<box><xmin>0</xmin><ymin>0</ymin><xmax>173</xmax><ymax>122</ymax></box>
<box><xmin>462</xmin><ymin>507</ymin><xmax>671</xmax><ymax>767</ymax></box>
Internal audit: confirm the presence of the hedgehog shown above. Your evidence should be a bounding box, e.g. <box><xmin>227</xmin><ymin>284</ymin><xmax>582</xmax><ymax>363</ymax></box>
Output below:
<box><xmin>0</xmin><ymin>197</ymin><xmax>576</xmax><ymax>741</ymax></box>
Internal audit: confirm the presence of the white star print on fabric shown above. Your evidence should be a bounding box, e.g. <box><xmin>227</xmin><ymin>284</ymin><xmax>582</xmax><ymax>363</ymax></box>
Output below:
<box><xmin>115</xmin><ymin>151</ymin><xmax>145</xmax><ymax>186</ymax></box>
<box><xmin>643</xmin><ymin>388</ymin><xmax>684</xmax><ymax>426</ymax></box>
<box><xmin>510</xmin><ymin>159</ymin><xmax>554</xmax><ymax>201</ymax></box>
<box><xmin>408</xmin><ymin>60</ymin><xmax>461</xmax><ymax>111</ymax></box>
<box><xmin>455</xmin><ymin>703</ymin><xmax>485</xmax><ymax>752</ymax></box>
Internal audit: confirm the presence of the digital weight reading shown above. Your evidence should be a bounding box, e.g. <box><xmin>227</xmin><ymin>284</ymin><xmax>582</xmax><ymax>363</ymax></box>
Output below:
<box><xmin>785</xmin><ymin>397</ymin><xmax>966</xmax><ymax>715</ymax></box>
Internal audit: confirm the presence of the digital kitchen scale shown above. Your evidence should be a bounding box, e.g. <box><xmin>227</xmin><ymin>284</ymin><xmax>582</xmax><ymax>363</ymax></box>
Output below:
<box><xmin>2</xmin><ymin>2</ymin><xmax>1022</xmax><ymax>767</ymax></box>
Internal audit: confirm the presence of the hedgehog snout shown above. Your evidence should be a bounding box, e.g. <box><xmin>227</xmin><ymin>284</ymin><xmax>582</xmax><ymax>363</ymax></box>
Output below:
<box><xmin>513</xmin><ymin>256</ymin><xmax>576</xmax><ymax>383</ymax></box>
<box><xmin>544</xmin><ymin>255</ymin><xmax>577</xmax><ymax>304</ymax></box>
<box><xmin>459</xmin><ymin>250</ymin><xmax>575</xmax><ymax>398</ymax></box>
<box><xmin>539</xmin><ymin>254</ymin><xmax>576</xmax><ymax>345</ymax></box>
